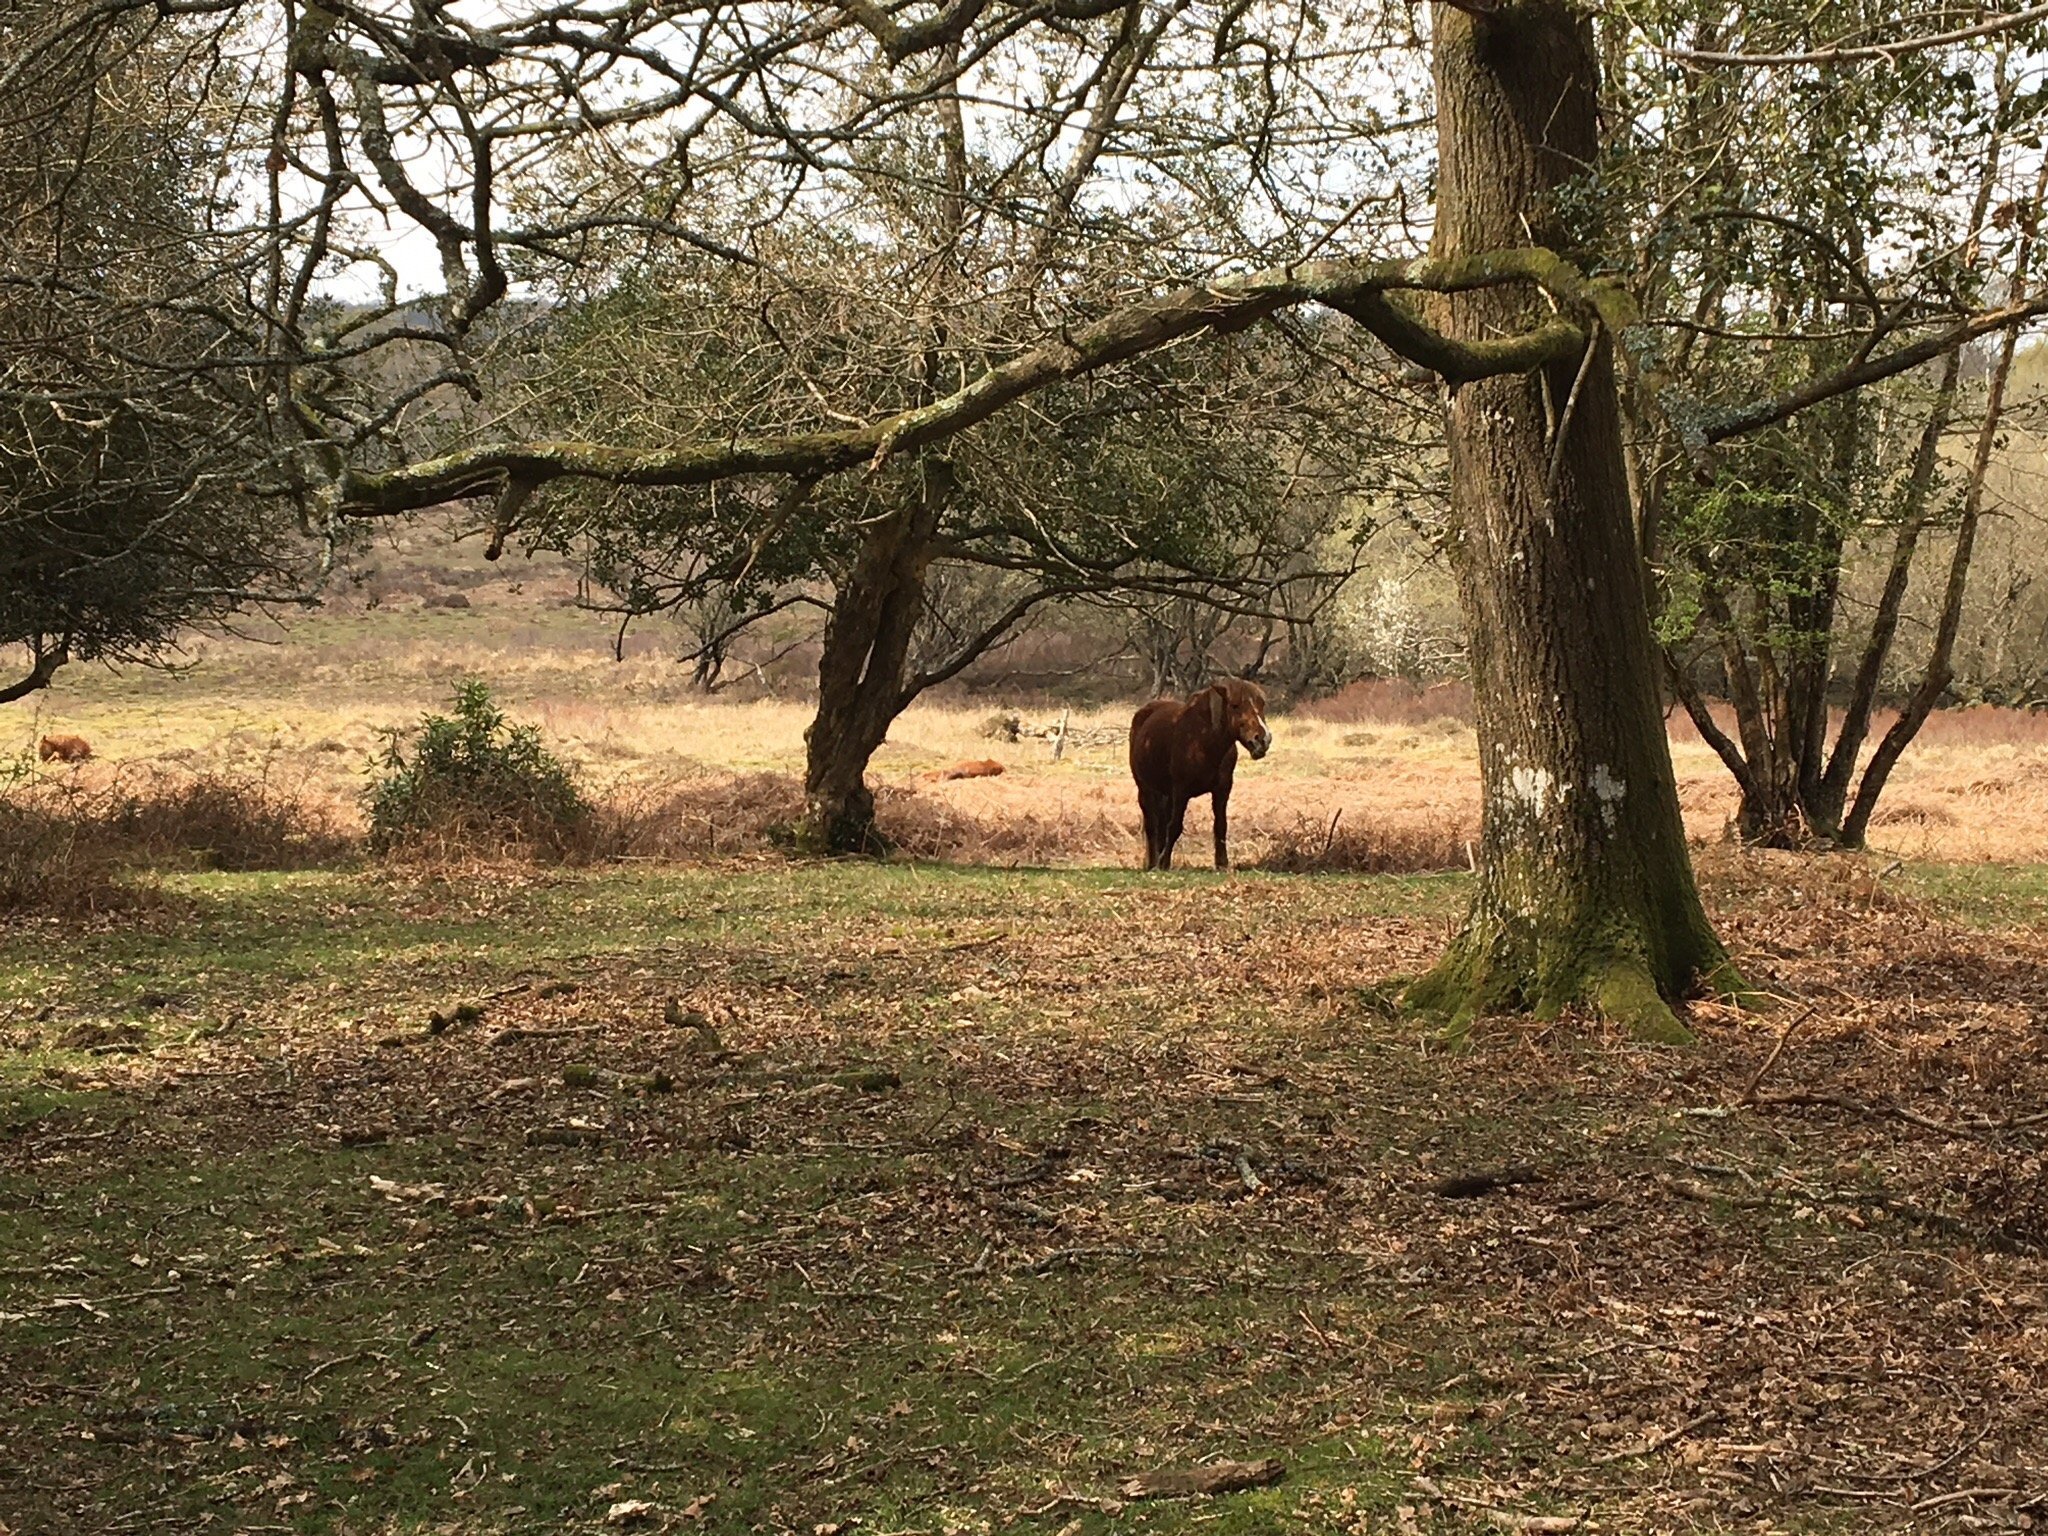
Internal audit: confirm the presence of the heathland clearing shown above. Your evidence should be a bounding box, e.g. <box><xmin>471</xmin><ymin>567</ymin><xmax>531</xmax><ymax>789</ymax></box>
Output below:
<box><xmin>18</xmin><ymin>585</ymin><xmax>2048</xmax><ymax>869</ymax></box>
<box><xmin>4</xmin><ymin>598</ymin><xmax>2048</xmax><ymax>1532</ymax></box>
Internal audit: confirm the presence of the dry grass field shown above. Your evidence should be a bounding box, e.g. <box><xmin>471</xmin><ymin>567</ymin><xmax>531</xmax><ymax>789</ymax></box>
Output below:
<box><xmin>14</xmin><ymin>553</ymin><xmax>2048</xmax><ymax>871</ymax></box>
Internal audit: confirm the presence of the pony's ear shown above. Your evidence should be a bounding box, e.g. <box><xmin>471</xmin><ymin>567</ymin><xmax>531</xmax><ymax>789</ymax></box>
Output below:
<box><xmin>1208</xmin><ymin>687</ymin><xmax>1225</xmax><ymax>731</ymax></box>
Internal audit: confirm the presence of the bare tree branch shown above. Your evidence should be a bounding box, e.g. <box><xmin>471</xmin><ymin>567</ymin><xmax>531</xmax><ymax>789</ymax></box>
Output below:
<box><xmin>1666</xmin><ymin>4</ymin><xmax>2048</xmax><ymax>67</ymax></box>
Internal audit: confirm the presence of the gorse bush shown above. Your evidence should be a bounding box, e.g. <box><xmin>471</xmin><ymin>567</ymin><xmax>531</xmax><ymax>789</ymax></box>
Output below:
<box><xmin>366</xmin><ymin>680</ymin><xmax>591</xmax><ymax>856</ymax></box>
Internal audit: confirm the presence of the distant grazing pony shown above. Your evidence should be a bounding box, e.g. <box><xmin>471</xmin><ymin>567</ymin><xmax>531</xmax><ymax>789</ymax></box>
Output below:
<box><xmin>1128</xmin><ymin>679</ymin><xmax>1271</xmax><ymax>870</ymax></box>
<box><xmin>921</xmin><ymin>759</ymin><xmax>1006</xmax><ymax>783</ymax></box>
<box><xmin>38</xmin><ymin>734</ymin><xmax>92</xmax><ymax>764</ymax></box>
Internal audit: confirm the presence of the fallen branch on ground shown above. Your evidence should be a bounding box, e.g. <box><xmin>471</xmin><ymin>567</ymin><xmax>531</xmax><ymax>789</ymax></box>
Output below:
<box><xmin>1737</xmin><ymin>1006</ymin><xmax>1816</xmax><ymax>1104</ymax></box>
<box><xmin>1427</xmin><ymin>1166</ymin><xmax>1542</xmax><ymax>1199</ymax></box>
<box><xmin>1753</xmin><ymin>1090</ymin><xmax>1980</xmax><ymax>1138</ymax></box>
<box><xmin>1119</xmin><ymin>1458</ymin><xmax>1285</xmax><ymax>1499</ymax></box>
<box><xmin>1021</xmin><ymin>1245</ymin><xmax>1153</xmax><ymax>1274</ymax></box>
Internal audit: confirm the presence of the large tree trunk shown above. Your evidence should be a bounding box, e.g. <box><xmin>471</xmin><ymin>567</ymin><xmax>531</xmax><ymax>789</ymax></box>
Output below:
<box><xmin>797</xmin><ymin>491</ymin><xmax>942</xmax><ymax>854</ymax></box>
<box><xmin>1404</xmin><ymin>0</ymin><xmax>1738</xmax><ymax>1041</ymax></box>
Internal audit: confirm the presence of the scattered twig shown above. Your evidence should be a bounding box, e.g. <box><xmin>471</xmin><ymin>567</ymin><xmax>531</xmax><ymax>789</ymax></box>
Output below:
<box><xmin>1737</xmin><ymin>1005</ymin><xmax>1816</xmax><ymax>1104</ymax></box>
<box><xmin>1236</xmin><ymin>1153</ymin><xmax>1266</xmax><ymax>1195</ymax></box>
<box><xmin>1842</xmin><ymin>1191</ymin><xmax>2045</xmax><ymax>1257</ymax></box>
<box><xmin>983</xmin><ymin>1156</ymin><xmax>1063</xmax><ymax>1190</ymax></box>
<box><xmin>1654</xmin><ymin>1171</ymin><xmax>1771</xmax><ymax>1209</ymax></box>
<box><xmin>304</xmin><ymin>1350</ymin><xmax>367</xmax><ymax>1383</ymax></box>
<box><xmin>1913</xmin><ymin>1487</ymin><xmax>2027</xmax><ymax>1513</ymax></box>
<box><xmin>30</xmin><ymin>1125</ymin><xmax>127</xmax><ymax>1148</ymax></box>
<box><xmin>37</xmin><ymin>1282</ymin><xmax>184</xmax><ymax>1319</ymax></box>
<box><xmin>1753</xmin><ymin>1090</ymin><xmax>1979</xmax><ymax>1138</ymax></box>
<box><xmin>939</xmin><ymin>933</ymin><xmax>1006</xmax><ymax>954</ymax></box>
<box><xmin>1591</xmin><ymin>1409</ymin><xmax>1721</xmax><ymax>1465</ymax></box>
<box><xmin>1021</xmin><ymin>1245</ymin><xmax>1152</xmax><ymax>1274</ymax></box>
<box><xmin>1480</xmin><ymin>1514</ymin><xmax>1582</xmax><ymax>1534</ymax></box>
<box><xmin>1859</xmin><ymin>1423</ymin><xmax>1995</xmax><ymax>1486</ymax></box>
<box><xmin>906</xmin><ymin>1079</ymin><xmax>960</xmax><ymax>1145</ymax></box>
<box><xmin>792</xmin><ymin>1260</ymin><xmax>905</xmax><ymax>1304</ymax></box>
<box><xmin>526</xmin><ymin>1125</ymin><xmax>605</xmax><ymax>1147</ymax></box>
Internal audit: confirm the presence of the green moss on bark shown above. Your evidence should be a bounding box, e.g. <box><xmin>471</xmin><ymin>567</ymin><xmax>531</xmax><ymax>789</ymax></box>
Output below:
<box><xmin>1402</xmin><ymin>883</ymin><xmax>1730</xmax><ymax>1045</ymax></box>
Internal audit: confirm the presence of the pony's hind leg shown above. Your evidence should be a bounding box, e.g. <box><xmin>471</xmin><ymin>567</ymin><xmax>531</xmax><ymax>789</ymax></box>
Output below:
<box><xmin>1160</xmin><ymin>796</ymin><xmax>1187</xmax><ymax>870</ymax></box>
<box><xmin>1140</xmin><ymin>790</ymin><xmax>1169</xmax><ymax>869</ymax></box>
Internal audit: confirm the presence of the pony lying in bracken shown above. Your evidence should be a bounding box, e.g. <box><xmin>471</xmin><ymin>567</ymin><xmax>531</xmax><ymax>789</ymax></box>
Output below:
<box><xmin>38</xmin><ymin>734</ymin><xmax>92</xmax><ymax>764</ymax></box>
<box><xmin>920</xmin><ymin>759</ymin><xmax>1006</xmax><ymax>783</ymax></box>
<box><xmin>1127</xmin><ymin>678</ymin><xmax>1271</xmax><ymax>869</ymax></box>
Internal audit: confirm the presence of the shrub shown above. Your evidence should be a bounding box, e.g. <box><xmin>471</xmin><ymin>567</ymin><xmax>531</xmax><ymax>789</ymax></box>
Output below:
<box><xmin>0</xmin><ymin>796</ymin><xmax>135</xmax><ymax>914</ymax></box>
<box><xmin>366</xmin><ymin>680</ymin><xmax>591</xmax><ymax>857</ymax></box>
<box><xmin>102</xmin><ymin>769</ymin><xmax>351</xmax><ymax>871</ymax></box>
<box><xmin>592</xmin><ymin>772</ymin><xmax>804</xmax><ymax>860</ymax></box>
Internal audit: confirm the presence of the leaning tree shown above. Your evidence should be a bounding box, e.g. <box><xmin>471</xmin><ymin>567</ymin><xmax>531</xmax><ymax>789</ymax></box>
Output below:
<box><xmin>57</xmin><ymin>0</ymin><xmax>2043</xmax><ymax>1035</ymax></box>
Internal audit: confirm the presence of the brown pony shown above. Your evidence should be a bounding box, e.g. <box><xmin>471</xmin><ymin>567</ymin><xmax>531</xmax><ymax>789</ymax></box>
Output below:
<box><xmin>1128</xmin><ymin>679</ymin><xmax>1271</xmax><ymax>869</ymax></box>
<box><xmin>38</xmin><ymin>734</ymin><xmax>92</xmax><ymax>764</ymax></box>
<box><xmin>921</xmin><ymin>759</ymin><xmax>1006</xmax><ymax>783</ymax></box>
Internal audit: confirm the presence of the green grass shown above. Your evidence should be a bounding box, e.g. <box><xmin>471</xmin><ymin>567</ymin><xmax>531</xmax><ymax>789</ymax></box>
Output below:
<box><xmin>1899</xmin><ymin>859</ymin><xmax>2048</xmax><ymax>927</ymax></box>
<box><xmin>2</xmin><ymin>860</ymin><xmax>2040</xmax><ymax>1534</ymax></box>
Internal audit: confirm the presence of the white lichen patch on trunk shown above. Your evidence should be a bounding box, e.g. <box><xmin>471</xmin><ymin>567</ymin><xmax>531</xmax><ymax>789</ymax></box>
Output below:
<box><xmin>1507</xmin><ymin>763</ymin><xmax>1557</xmax><ymax>818</ymax></box>
<box><xmin>1589</xmin><ymin>763</ymin><xmax>1626</xmax><ymax>830</ymax></box>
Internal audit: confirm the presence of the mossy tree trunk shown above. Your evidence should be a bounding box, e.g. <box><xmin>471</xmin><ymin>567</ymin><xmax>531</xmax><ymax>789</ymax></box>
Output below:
<box><xmin>1403</xmin><ymin>0</ymin><xmax>1737</xmax><ymax>1041</ymax></box>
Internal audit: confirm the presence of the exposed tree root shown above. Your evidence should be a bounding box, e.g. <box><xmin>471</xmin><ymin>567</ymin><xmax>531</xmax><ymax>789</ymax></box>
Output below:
<box><xmin>1592</xmin><ymin>957</ymin><xmax>1693</xmax><ymax>1045</ymax></box>
<box><xmin>1401</xmin><ymin>903</ymin><xmax>1745</xmax><ymax>1045</ymax></box>
<box><xmin>794</xmin><ymin>784</ymin><xmax>890</xmax><ymax>858</ymax></box>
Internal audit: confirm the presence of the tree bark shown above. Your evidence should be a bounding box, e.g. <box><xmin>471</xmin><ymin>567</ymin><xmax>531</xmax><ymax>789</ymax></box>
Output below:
<box><xmin>797</xmin><ymin>487</ymin><xmax>943</xmax><ymax>854</ymax></box>
<box><xmin>1812</xmin><ymin>347</ymin><xmax>1962</xmax><ymax>831</ymax></box>
<box><xmin>0</xmin><ymin>639</ymin><xmax>67</xmax><ymax>704</ymax></box>
<box><xmin>1403</xmin><ymin>0</ymin><xmax>1739</xmax><ymax>1041</ymax></box>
